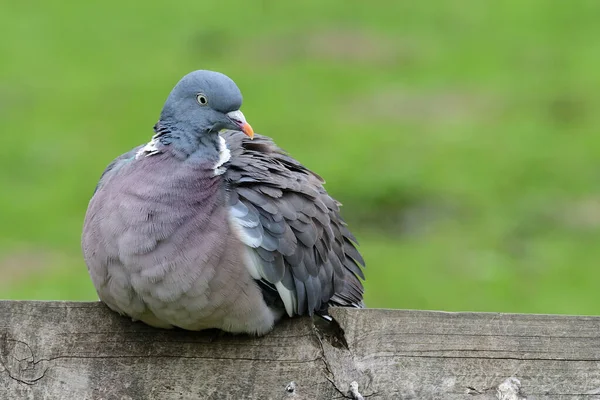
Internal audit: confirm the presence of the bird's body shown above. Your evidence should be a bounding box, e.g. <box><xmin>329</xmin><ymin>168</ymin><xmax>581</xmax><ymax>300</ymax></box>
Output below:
<box><xmin>82</xmin><ymin>70</ymin><xmax>365</xmax><ymax>335</ymax></box>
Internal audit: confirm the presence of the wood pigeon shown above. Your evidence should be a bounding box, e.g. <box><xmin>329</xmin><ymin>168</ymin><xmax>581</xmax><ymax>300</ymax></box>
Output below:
<box><xmin>82</xmin><ymin>70</ymin><xmax>365</xmax><ymax>335</ymax></box>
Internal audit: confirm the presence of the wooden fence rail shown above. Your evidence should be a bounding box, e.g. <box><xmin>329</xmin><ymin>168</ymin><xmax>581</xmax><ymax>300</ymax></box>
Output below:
<box><xmin>2</xmin><ymin>301</ymin><xmax>600</xmax><ymax>399</ymax></box>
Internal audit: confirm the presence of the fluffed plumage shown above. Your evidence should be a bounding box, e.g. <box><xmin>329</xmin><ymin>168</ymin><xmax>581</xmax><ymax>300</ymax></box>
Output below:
<box><xmin>82</xmin><ymin>70</ymin><xmax>365</xmax><ymax>335</ymax></box>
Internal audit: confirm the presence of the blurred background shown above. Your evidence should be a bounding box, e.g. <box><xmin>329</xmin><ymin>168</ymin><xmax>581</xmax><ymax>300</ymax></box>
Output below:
<box><xmin>1</xmin><ymin>1</ymin><xmax>600</xmax><ymax>314</ymax></box>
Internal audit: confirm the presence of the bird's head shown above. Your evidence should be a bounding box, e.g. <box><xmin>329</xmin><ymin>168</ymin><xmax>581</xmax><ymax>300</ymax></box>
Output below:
<box><xmin>159</xmin><ymin>70</ymin><xmax>254</xmax><ymax>139</ymax></box>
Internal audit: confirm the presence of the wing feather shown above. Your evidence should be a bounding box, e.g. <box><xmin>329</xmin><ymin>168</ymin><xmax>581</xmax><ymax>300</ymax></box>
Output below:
<box><xmin>223</xmin><ymin>130</ymin><xmax>365</xmax><ymax>317</ymax></box>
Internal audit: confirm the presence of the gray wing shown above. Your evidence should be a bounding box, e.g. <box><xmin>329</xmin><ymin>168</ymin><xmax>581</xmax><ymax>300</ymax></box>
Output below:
<box><xmin>222</xmin><ymin>130</ymin><xmax>365</xmax><ymax>317</ymax></box>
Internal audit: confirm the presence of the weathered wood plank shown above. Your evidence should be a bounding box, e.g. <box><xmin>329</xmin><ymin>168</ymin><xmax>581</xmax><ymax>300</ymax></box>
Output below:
<box><xmin>1</xmin><ymin>301</ymin><xmax>600</xmax><ymax>399</ymax></box>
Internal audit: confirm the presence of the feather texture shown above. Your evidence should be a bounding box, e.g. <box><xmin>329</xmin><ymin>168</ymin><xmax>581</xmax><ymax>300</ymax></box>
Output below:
<box><xmin>222</xmin><ymin>130</ymin><xmax>365</xmax><ymax>317</ymax></box>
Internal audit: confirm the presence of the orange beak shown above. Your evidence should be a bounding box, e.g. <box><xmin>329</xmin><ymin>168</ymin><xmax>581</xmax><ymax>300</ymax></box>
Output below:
<box><xmin>226</xmin><ymin>110</ymin><xmax>254</xmax><ymax>140</ymax></box>
<box><xmin>240</xmin><ymin>122</ymin><xmax>254</xmax><ymax>139</ymax></box>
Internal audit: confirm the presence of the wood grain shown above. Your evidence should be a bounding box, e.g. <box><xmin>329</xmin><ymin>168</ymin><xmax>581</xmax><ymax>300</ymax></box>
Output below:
<box><xmin>2</xmin><ymin>301</ymin><xmax>600</xmax><ymax>399</ymax></box>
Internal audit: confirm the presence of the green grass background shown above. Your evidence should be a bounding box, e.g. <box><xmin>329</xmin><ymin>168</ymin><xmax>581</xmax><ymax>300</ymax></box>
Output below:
<box><xmin>2</xmin><ymin>1</ymin><xmax>600</xmax><ymax>314</ymax></box>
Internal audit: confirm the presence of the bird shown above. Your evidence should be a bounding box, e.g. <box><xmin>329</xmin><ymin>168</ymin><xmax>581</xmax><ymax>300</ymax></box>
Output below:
<box><xmin>82</xmin><ymin>70</ymin><xmax>365</xmax><ymax>336</ymax></box>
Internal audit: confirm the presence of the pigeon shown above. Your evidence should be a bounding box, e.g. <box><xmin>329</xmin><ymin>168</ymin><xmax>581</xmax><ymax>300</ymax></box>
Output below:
<box><xmin>82</xmin><ymin>70</ymin><xmax>365</xmax><ymax>335</ymax></box>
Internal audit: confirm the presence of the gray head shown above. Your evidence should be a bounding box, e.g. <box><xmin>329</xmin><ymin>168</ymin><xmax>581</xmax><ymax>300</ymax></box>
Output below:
<box><xmin>159</xmin><ymin>70</ymin><xmax>253</xmax><ymax>138</ymax></box>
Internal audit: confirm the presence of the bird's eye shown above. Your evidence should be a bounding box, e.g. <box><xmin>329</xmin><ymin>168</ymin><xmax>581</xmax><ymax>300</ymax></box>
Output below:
<box><xmin>196</xmin><ymin>93</ymin><xmax>208</xmax><ymax>106</ymax></box>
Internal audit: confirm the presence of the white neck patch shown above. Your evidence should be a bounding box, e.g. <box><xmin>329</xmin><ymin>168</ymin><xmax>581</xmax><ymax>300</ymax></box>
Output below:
<box><xmin>135</xmin><ymin>135</ymin><xmax>162</xmax><ymax>159</ymax></box>
<box><xmin>213</xmin><ymin>135</ymin><xmax>231</xmax><ymax>175</ymax></box>
<box><xmin>135</xmin><ymin>133</ymin><xmax>230</xmax><ymax>173</ymax></box>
